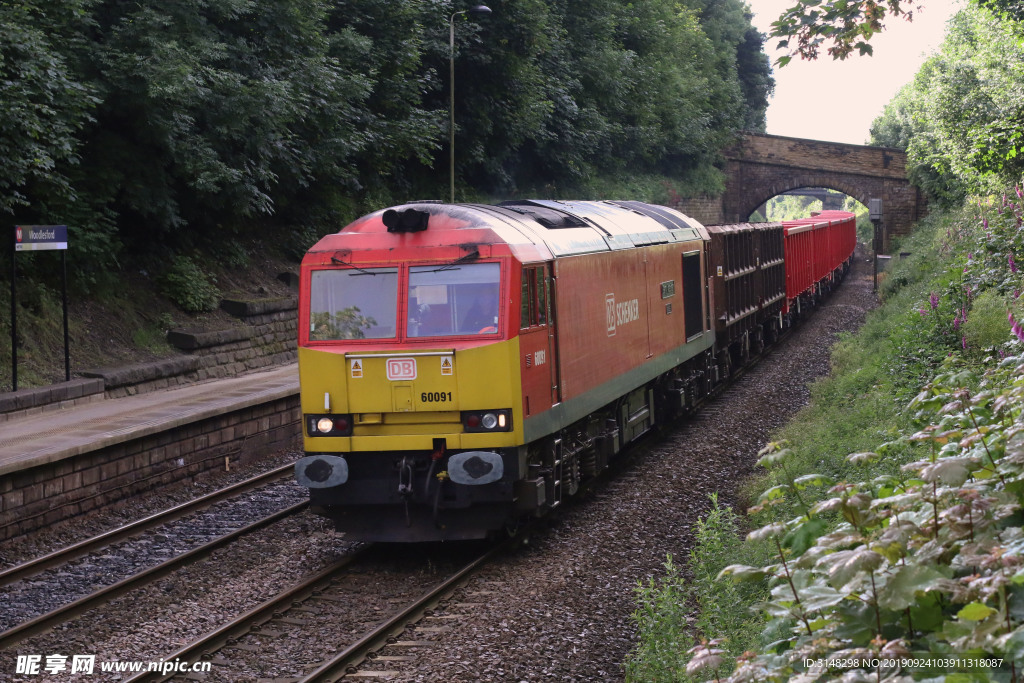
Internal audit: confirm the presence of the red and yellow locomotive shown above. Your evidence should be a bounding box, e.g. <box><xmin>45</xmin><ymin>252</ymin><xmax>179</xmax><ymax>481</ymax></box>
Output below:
<box><xmin>294</xmin><ymin>200</ymin><xmax>855</xmax><ymax>541</ymax></box>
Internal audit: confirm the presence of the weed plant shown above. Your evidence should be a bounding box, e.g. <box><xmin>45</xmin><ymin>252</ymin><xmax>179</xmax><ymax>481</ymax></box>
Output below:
<box><xmin>628</xmin><ymin>185</ymin><xmax>1024</xmax><ymax>681</ymax></box>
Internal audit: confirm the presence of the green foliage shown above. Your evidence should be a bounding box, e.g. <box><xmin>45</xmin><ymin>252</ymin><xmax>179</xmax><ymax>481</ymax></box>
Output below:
<box><xmin>0</xmin><ymin>1</ymin><xmax>99</xmax><ymax>218</ymax></box>
<box><xmin>870</xmin><ymin>6</ymin><xmax>1024</xmax><ymax>206</ymax></box>
<box><xmin>0</xmin><ymin>0</ymin><xmax>774</xmax><ymax>272</ymax></box>
<box><xmin>768</xmin><ymin>0</ymin><xmax>916</xmax><ymax>64</ymax></box>
<box><xmin>640</xmin><ymin>186</ymin><xmax>1024</xmax><ymax>681</ymax></box>
<box><xmin>963</xmin><ymin>289</ymin><xmax>1013</xmax><ymax>356</ymax></box>
<box><xmin>626</xmin><ymin>555</ymin><xmax>698</xmax><ymax>682</ymax></box>
<box><xmin>689</xmin><ymin>495</ymin><xmax>770</xmax><ymax>660</ymax></box>
<box><xmin>159</xmin><ymin>255</ymin><xmax>220</xmax><ymax>314</ymax></box>
<box><xmin>627</xmin><ymin>495</ymin><xmax>770</xmax><ymax>680</ymax></box>
<box><xmin>764</xmin><ymin>194</ymin><xmax>821</xmax><ymax>221</ymax></box>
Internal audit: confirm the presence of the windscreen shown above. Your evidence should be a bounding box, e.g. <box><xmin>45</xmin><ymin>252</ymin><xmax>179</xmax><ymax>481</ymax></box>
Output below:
<box><xmin>407</xmin><ymin>263</ymin><xmax>500</xmax><ymax>337</ymax></box>
<box><xmin>309</xmin><ymin>268</ymin><xmax>398</xmax><ymax>340</ymax></box>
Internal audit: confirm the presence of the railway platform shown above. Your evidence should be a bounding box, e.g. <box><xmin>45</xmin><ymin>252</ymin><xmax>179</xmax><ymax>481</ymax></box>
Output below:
<box><xmin>0</xmin><ymin>364</ymin><xmax>300</xmax><ymax>541</ymax></box>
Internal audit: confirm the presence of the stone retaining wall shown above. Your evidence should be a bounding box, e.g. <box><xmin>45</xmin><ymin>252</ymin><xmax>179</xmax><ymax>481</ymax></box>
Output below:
<box><xmin>163</xmin><ymin>296</ymin><xmax>297</xmax><ymax>388</ymax></box>
<box><xmin>80</xmin><ymin>296</ymin><xmax>297</xmax><ymax>400</ymax></box>
<box><xmin>0</xmin><ymin>378</ymin><xmax>106</xmax><ymax>423</ymax></box>
<box><xmin>0</xmin><ymin>394</ymin><xmax>300</xmax><ymax>541</ymax></box>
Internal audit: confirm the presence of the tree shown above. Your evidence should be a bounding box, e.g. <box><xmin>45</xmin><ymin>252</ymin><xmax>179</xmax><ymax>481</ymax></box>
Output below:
<box><xmin>0</xmin><ymin>2</ymin><xmax>98</xmax><ymax>218</ymax></box>
<box><xmin>870</xmin><ymin>6</ymin><xmax>1024</xmax><ymax>206</ymax></box>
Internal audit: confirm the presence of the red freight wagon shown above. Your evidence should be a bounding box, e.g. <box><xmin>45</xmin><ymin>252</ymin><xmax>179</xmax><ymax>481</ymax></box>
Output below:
<box><xmin>783</xmin><ymin>211</ymin><xmax>856</xmax><ymax>315</ymax></box>
<box><xmin>814</xmin><ymin>210</ymin><xmax>857</xmax><ymax>276</ymax></box>
<box><xmin>782</xmin><ymin>219</ymin><xmax>815</xmax><ymax>314</ymax></box>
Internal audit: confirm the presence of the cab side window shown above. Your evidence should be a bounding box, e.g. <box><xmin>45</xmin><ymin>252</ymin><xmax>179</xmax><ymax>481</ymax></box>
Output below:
<box><xmin>520</xmin><ymin>266</ymin><xmax>548</xmax><ymax>329</ymax></box>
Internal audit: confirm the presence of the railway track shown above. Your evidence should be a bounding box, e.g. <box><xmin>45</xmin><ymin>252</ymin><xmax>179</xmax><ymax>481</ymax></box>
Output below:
<box><xmin>124</xmin><ymin>539</ymin><xmax>516</xmax><ymax>682</ymax></box>
<box><xmin>0</xmin><ymin>464</ymin><xmax>305</xmax><ymax>648</ymax></box>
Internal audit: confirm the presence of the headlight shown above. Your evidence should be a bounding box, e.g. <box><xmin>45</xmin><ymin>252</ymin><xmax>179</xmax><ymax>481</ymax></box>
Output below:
<box><xmin>306</xmin><ymin>414</ymin><xmax>352</xmax><ymax>436</ymax></box>
<box><xmin>462</xmin><ymin>409</ymin><xmax>512</xmax><ymax>433</ymax></box>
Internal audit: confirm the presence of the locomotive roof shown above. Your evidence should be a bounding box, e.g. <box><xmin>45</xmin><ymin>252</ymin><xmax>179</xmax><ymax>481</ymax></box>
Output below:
<box><xmin>308</xmin><ymin>200</ymin><xmax>709</xmax><ymax>261</ymax></box>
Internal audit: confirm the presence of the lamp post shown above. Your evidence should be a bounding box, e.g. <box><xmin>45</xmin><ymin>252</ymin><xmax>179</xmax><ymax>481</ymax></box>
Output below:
<box><xmin>449</xmin><ymin>4</ymin><xmax>491</xmax><ymax>204</ymax></box>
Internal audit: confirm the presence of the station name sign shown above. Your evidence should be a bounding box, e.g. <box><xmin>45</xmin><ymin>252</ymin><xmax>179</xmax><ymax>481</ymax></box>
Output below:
<box><xmin>15</xmin><ymin>225</ymin><xmax>68</xmax><ymax>251</ymax></box>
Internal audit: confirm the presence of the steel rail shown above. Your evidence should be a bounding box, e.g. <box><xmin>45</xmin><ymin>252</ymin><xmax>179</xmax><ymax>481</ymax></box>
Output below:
<box><xmin>123</xmin><ymin>547</ymin><xmax>372</xmax><ymax>683</ymax></box>
<box><xmin>299</xmin><ymin>540</ymin><xmax>514</xmax><ymax>683</ymax></box>
<box><xmin>0</xmin><ymin>462</ymin><xmax>294</xmax><ymax>588</ymax></box>
<box><xmin>0</xmin><ymin>500</ymin><xmax>306</xmax><ymax>649</ymax></box>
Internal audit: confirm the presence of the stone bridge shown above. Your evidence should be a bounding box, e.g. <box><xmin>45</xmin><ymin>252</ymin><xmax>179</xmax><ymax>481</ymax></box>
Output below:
<box><xmin>678</xmin><ymin>132</ymin><xmax>927</xmax><ymax>251</ymax></box>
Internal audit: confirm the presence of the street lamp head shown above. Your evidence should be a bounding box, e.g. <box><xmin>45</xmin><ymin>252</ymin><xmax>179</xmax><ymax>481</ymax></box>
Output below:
<box><xmin>468</xmin><ymin>5</ymin><xmax>492</xmax><ymax>15</ymax></box>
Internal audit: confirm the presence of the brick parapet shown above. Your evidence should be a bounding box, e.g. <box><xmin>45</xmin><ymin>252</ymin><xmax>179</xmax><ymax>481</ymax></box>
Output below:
<box><xmin>725</xmin><ymin>132</ymin><xmax>908</xmax><ymax>179</ymax></box>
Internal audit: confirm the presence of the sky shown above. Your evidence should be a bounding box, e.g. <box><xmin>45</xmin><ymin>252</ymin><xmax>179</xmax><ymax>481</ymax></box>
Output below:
<box><xmin>748</xmin><ymin>0</ymin><xmax>965</xmax><ymax>145</ymax></box>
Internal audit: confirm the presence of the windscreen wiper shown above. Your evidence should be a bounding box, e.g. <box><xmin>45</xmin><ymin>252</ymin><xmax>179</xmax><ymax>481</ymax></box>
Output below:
<box><xmin>432</xmin><ymin>249</ymin><xmax>480</xmax><ymax>272</ymax></box>
<box><xmin>331</xmin><ymin>255</ymin><xmax>378</xmax><ymax>275</ymax></box>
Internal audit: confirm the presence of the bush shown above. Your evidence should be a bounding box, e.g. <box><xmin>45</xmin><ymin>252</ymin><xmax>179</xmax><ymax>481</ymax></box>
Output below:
<box><xmin>626</xmin><ymin>495</ymin><xmax>769</xmax><ymax>681</ymax></box>
<box><xmin>963</xmin><ymin>288</ymin><xmax>1012</xmax><ymax>355</ymax></box>
<box><xmin>159</xmin><ymin>255</ymin><xmax>220</xmax><ymax>313</ymax></box>
<box><xmin>626</xmin><ymin>555</ymin><xmax>697</xmax><ymax>682</ymax></box>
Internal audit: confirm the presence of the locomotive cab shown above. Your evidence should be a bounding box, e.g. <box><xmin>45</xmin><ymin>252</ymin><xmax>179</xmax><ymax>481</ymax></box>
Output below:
<box><xmin>295</xmin><ymin>205</ymin><xmax>541</xmax><ymax>541</ymax></box>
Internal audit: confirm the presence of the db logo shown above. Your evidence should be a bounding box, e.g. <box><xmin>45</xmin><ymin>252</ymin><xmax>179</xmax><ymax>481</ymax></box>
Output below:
<box><xmin>386</xmin><ymin>357</ymin><xmax>417</xmax><ymax>381</ymax></box>
<box><xmin>606</xmin><ymin>294</ymin><xmax>616</xmax><ymax>336</ymax></box>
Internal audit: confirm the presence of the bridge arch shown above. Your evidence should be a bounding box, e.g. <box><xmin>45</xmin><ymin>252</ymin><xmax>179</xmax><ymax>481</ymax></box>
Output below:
<box><xmin>721</xmin><ymin>133</ymin><xmax>926</xmax><ymax>251</ymax></box>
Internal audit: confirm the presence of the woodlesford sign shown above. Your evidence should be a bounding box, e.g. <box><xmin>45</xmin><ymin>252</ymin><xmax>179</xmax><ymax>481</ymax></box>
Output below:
<box><xmin>15</xmin><ymin>225</ymin><xmax>68</xmax><ymax>251</ymax></box>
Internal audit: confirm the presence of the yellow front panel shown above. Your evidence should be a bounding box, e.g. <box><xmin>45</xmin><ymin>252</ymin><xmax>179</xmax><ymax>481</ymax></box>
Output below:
<box><xmin>299</xmin><ymin>338</ymin><xmax>524</xmax><ymax>452</ymax></box>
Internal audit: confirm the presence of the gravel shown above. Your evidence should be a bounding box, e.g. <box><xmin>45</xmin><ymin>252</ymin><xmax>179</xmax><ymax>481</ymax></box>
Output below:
<box><xmin>0</xmin><ymin>479</ymin><xmax>306</xmax><ymax>633</ymax></box>
<box><xmin>0</xmin><ymin>449</ymin><xmax>302</xmax><ymax>571</ymax></box>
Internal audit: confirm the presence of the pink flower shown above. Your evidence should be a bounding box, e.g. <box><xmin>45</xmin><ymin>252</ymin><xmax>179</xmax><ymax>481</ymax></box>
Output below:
<box><xmin>1016</xmin><ymin>185</ymin><xmax>1023</xmax><ymax>200</ymax></box>
<box><xmin>1011</xmin><ymin>253</ymin><xmax>1019</xmax><ymax>273</ymax></box>
<box><xmin>963</xmin><ymin>335</ymin><xmax>968</xmax><ymax>349</ymax></box>
<box><xmin>930</xmin><ymin>292</ymin><xmax>939</xmax><ymax>309</ymax></box>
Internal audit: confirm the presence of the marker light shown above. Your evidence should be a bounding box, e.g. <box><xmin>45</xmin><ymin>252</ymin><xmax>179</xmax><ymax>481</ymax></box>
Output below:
<box><xmin>306</xmin><ymin>414</ymin><xmax>353</xmax><ymax>436</ymax></box>
<box><xmin>461</xmin><ymin>409</ymin><xmax>512</xmax><ymax>433</ymax></box>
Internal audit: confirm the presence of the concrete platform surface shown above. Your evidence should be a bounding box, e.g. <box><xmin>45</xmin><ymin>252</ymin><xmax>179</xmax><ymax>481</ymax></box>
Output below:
<box><xmin>0</xmin><ymin>364</ymin><xmax>299</xmax><ymax>477</ymax></box>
